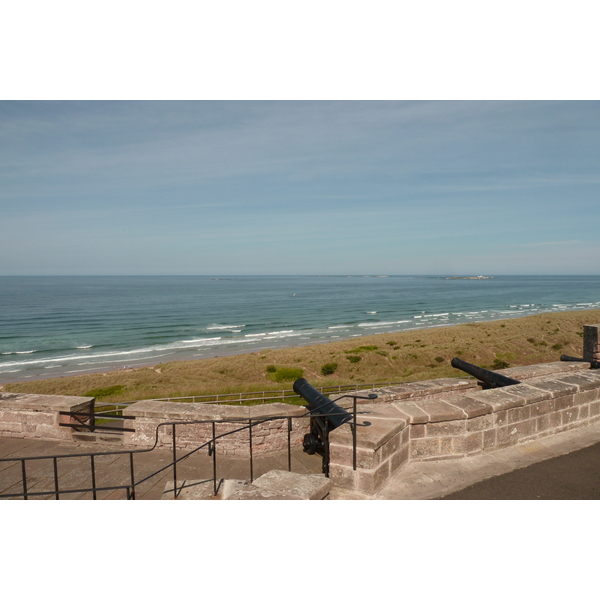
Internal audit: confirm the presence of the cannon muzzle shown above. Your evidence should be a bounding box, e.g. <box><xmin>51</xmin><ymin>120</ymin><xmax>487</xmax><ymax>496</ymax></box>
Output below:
<box><xmin>293</xmin><ymin>378</ymin><xmax>352</xmax><ymax>429</ymax></box>
<box><xmin>451</xmin><ymin>357</ymin><xmax>521</xmax><ymax>388</ymax></box>
<box><xmin>560</xmin><ymin>354</ymin><xmax>600</xmax><ymax>369</ymax></box>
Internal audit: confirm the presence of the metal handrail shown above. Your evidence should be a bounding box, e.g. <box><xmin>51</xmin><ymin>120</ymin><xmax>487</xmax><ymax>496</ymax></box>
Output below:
<box><xmin>145</xmin><ymin>380</ymin><xmax>402</xmax><ymax>405</ymax></box>
<box><xmin>0</xmin><ymin>401</ymin><xmax>367</xmax><ymax>500</ymax></box>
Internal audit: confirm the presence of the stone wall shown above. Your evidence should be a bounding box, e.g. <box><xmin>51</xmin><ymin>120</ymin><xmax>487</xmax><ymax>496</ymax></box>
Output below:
<box><xmin>122</xmin><ymin>400</ymin><xmax>311</xmax><ymax>456</ymax></box>
<box><xmin>0</xmin><ymin>393</ymin><xmax>93</xmax><ymax>441</ymax></box>
<box><xmin>329</xmin><ymin>362</ymin><xmax>600</xmax><ymax>495</ymax></box>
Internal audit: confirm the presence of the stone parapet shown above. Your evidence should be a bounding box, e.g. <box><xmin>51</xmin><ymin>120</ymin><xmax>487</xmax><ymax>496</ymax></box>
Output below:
<box><xmin>0</xmin><ymin>392</ymin><xmax>93</xmax><ymax>441</ymax></box>
<box><xmin>122</xmin><ymin>400</ymin><xmax>310</xmax><ymax>456</ymax></box>
<box><xmin>329</xmin><ymin>368</ymin><xmax>600</xmax><ymax>495</ymax></box>
<box><xmin>329</xmin><ymin>403</ymin><xmax>410</xmax><ymax>495</ymax></box>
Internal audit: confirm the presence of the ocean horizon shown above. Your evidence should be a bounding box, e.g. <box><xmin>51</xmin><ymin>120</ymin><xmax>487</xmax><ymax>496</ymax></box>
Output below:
<box><xmin>2</xmin><ymin>274</ymin><xmax>600</xmax><ymax>383</ymax></box>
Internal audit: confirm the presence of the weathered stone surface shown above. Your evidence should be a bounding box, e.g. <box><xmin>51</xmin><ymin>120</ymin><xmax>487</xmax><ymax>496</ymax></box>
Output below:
<box><xmin>410</xmin><ymin>437</ymin><xmax>442</xmax><ymax>458</ymax></box>
<box><xmin>525</xmin><ymin>379</ymin><xmax>579</xmax><ymax>399</ymax></box>
<box><xmin>425</xmin><ymin>420</ymin><xmax>466</xmax><ymax>437</ymax></box>
<box><xmin>418</xmin><ymin>399</ymin><xmax>466</xmax><ymax>422</ymax></box>
<box><xmin>507</xmin><ymin>405</ymin><xmax>532</xmax><ymax>424</ymax></box>
<box><xmin>554</xmin><ymin>373</ymin><xmax>600</xmax><ymax>392</ymax></box>
<box><xmin>392</xmin><ymin>402</ymin><xmax>429</xmax><ymax>424</ymax></box>
<box><xmin>329</xmin><ymin>404</ymin><xmax>405</xmax><ymax>449</ymax></box>
<box><xmin>383</xmin><ymin>378</ymin><xmax>476</xmax><ymax>401</ymax></box>
<box><xmin>501</xmin><ymin>384</ymin><xmax>551</xmax><ymax>405</ymax></box>
<box><xmin>0</xmin><ymin>393</ymin><xmax>92</xmax><ymax>413</ymax></box>
<box><xmin>444</xmin><ymin>394</ymin><xmax>493</xmax><ymax>418</ymax></box>
<box><xmin>452</xmin><ymin>432</ymin><xmax>484</xmax><ymax>454</ymax></box>
<box><xmin>252</xmin><ymin>470</ymin><xmax>332</xmax><ymax>500</ymax></box>
<box><xmin>466</xmin><ymin>414</ymin><xmax>494</xmax><ymax>432</ymax></box>
<box><xmin>498</xmin><ymin>362</ymin><xmax>589</xmax><ymax>380</ymax></box>
<box><xmin>124</xmin><ymin>400</ymin><xmax>305</xmax><ymax>421</ymax></box>
<box><xmin>356</xmin><ymin>460</ymin><xmax>391</xmax><ymax>495</ymax></box>
<box><xmin>463</xmin><ymin>388</ymin><xmax>525</xmax><ymax>412</ymax></box>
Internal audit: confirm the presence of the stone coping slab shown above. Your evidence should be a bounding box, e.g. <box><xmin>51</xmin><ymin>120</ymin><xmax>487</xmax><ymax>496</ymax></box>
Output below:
<box><xmin>329</xmin><ymin>403</ymin><xmax>406</xmax><ymax>449</ymax></box>
<box><xmin>123</xmin><ymin>400</ymin><xmax>306</xmax><ymax>421</ymax></box>
<box><xmin>523</xmin><ymin>379</ymin><xmax>579</xmax><ymax>399</ymax></box>
<box><xmin>0</xmin><ymin>392</ymin><xmax>92</xmax><ymax>412</ymax></box>
<box><xmin>498</xmin><ymin>361</ymin><xmax>589</xmax><ymax>380</ymax></box>
<box><xmin>551</xmin><ymin>370</ymin><xmax>600</xmax><ymax>391</ymax></box>
<box><xmin>331</xmin><ymin>378</ymin><xmax>476</xmax><ymax>405</ymax></box>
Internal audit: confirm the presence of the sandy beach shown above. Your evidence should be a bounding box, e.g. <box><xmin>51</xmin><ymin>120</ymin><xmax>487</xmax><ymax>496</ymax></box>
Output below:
<box><xmin>3</xmin><ymin>308</ymin><xmax>600</xmax><ymax>403</ymax></box>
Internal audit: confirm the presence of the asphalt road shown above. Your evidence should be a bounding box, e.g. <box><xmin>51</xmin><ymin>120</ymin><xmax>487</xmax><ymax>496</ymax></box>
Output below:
<box><xmin>439</xmin><ymin>441</ymin><xmax>600</xmax><ymax>500</ymax></box>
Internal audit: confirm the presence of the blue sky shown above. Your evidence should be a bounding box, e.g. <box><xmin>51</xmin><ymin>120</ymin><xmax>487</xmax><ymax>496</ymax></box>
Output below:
<box><xmin>1</xmin><ymin>100</ymin><xmax>599</xmax><ymax>276</ymax></box>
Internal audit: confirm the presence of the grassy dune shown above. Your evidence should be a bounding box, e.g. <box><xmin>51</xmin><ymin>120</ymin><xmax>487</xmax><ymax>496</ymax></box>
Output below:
<box><xmin>4</xmin><ymin>309</ymin><xmax>600</xmax><ymax>403</ymax></box>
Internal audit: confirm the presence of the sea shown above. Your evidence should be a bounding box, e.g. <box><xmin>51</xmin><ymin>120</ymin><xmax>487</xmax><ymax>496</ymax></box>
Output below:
<box><xmin>1</xmin><ymin>275</ymin><xmax>600</xmax><ymax>383</ymax></box>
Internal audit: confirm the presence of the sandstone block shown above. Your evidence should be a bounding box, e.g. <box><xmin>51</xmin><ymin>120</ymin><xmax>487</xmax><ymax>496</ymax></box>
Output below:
<box><xmin>507</xmin><ymin>405</ymin><xmax>531</xmax><ymax>424</ymax></box>
<box><xmin>573</xmin><ymin>389</ymin><xmax>599</xmax><ymax>406</ymax></box>
<box><xmin>466</xmin><ymin>414</ymin><xmax>494</xmax><ymax>432</ymax></box>
<box><xmin>410</xmin><ymin>423</ymin><xmax>426</xmax><ymax>438</ymax></box>
<box><xmin>526</xmin><ymin>379</ymin><xmax>578</xmax><ymax>399</ymax></box>
<box><xmin>554</xmin><ymin>395</ymin><xmax>574</xmax><ymax>410</ymax></box>
<box><xmin>329</xmin><ymin>463</ymin><xmax>358</xmax><ymax>490</ymax></box>
<box><xmin>483</xmin><ymin>428</ymin><xmax>496</xmax><ymax>449</ymax></box>
<box><xmin>390</xmin><ymin>444</ymin><xmax>409</xmax><ymax>473</ymax></box>
<box><xmin>410</xmin><ymin>437</ymin><xmax>441</xmax><ymax>459</ymax></box>
<box><xmin>425</xmin><ymin>420</ymin><xmax>466</xmax><ymax>437</ymax></box>
<box><xmin>530</xmin><ymin>399</ymin><xmax>555</xmax><ymax>416</ymax></box>
<box><xmin>452</xmin><ymin>432</ymin><xmax>484</xmax><ymax>454</ymax></box>
<box><xmin>464</xmin><ymin>389</ymin><xmax>524</xmax><ymax>412</ymax></box>
<box><xmin>445</xmin><ymin>395</ymin><xmax>492</xmax><ymax>418</ymax></box>
<box><xmin>392</xmin><ymin>401</ymin><xmax>429</xmax><ymax>424</ymax></box>
<box><xmin>357</xmin><ymin>460</ymin><xmax>390</xmax><ymax>495</ymax></box>
<box><xmin>561</xmin><ymin>407</ymin><xmax>579</xmax><ymax>425</ymax></box>
<box><xmin>419</xmin><ymin>399</ymin><xmax>466</xmax><ymax>422</ymax></box>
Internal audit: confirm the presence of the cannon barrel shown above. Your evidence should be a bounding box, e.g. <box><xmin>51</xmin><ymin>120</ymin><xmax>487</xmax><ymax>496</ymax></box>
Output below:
<box><xmin>560</xmin><ymin>354</ymin><xmax>600</xmax><ymax>369</ymax></box>
<box><xmin>293</xmin><ymin>378</ymin><xmax>352</xmax><ymax>430</ymax></box>
<box><xmin>451</xmin><ymin>357</ymin><xmax>521</xmax><ymax>388</ymax></box>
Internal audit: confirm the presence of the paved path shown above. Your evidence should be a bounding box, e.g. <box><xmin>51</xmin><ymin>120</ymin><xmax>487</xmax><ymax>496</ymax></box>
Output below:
<box><xmin>439</xmin><ymin>441</ymin><xmax>600</xmax><ymax>499</ymax></box>
<box><xmin>0</xmin><ymin>437</ymin><xmax>322</xmax><ymax>500</ymax></box>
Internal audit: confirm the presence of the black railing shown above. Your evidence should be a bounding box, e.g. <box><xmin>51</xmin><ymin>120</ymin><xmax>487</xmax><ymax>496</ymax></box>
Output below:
<box><xmin>0</xmin><ymin>398</ymin><xmax>369</xmax><ymax>500</ymax></box>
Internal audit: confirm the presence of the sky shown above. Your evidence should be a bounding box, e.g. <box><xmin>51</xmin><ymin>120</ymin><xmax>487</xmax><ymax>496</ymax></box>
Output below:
<box><xmin>1</xmin><ymin>100</ymin><xmax>599</xmax><ymax>276</ymax></box>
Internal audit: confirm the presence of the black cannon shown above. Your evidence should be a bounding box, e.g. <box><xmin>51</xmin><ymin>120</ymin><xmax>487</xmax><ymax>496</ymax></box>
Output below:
<box><xmin>293</xmin><ymin>378</ymin><xmax>376</xmax><ymax>475</ymax></box>
<box><xmin>560</xmin><ymin>354</ymin><xmax>600</xmax><ymax>369</ymax></box>
<box><xmin>451</xmin><ymin>357</ymin><xmax>521</xmax><ymax>389</ymax></box>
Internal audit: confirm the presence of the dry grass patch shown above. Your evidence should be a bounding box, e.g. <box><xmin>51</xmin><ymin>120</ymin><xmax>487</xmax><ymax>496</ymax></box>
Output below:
<box><xmin>5</xmin><ymin>309</ymin><xmax>599</xmax><ymax>402</ymax></box>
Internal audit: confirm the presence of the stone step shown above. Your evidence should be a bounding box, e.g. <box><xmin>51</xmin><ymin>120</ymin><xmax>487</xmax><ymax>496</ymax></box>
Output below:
<box><xmin>161</xmin><ymin>470</ymin><xmax>332</xmax><ymax>500</ymax></box>
<box><xmin>72</xmin><ymin>431</ymin><xmax>124</xmax><ymax>445</ymax></box>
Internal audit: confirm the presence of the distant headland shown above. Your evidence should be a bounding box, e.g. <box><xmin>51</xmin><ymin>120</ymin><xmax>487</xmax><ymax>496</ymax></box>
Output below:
<box><xmin>445</xmin><ymin>275</ymin><xmax>493</xmax><ymax>280</ymax></box>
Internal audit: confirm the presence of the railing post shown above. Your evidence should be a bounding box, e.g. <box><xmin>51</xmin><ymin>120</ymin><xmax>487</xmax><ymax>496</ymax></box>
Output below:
<box><xmin>352</xmin><ymin>397</ymin><xmax>357</xmax><ymax>471</ymax></box>
<box><xmin>90</xmin><ymin>398</ymin><xmax>96</xmax><ymax>432</ymax></box>
<box><xmin>248</xmin><ymin>419</ymin><xmax>253</xmax><ymax>482</ymax></box>
<box><xmin>212</xmin><ymin>422</ymin><xmax>217</xmax><ymax>496</ymax></box>
<box><xmin>53</xmin><ymin>457</ymin><xmax>59</xmax><ymax>500</ymax></box>
<box><xmin>172</xmin><ymin>424</ymin><xmax>177</xmax><ymax>499</ymax></box>
<box><xmin>129</xmin><ymin>452</ymin><xmax>136</xmax><ymax>500</ymax></box>
<box><xmin>90</xmin><ymin>455</ymin><xmax>97</xmax><ymax>499</ymax></box>
<box><xmin>287</xmin><ymin>417</ymin><xmax>292</xmax><ymax>472</ymax></box>
<box><xmin>21</xmin><ymin>459</ymin><xmax>27</xmax><ymax>500</ymax></box>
